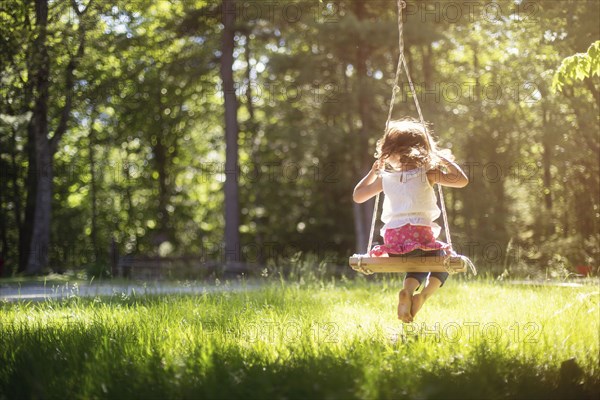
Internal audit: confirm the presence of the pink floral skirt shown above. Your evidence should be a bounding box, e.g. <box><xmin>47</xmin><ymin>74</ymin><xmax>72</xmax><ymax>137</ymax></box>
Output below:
<box><xmin>369</xmin><ymin>224</ymin><xmax>451</xmax><ymax>257</ymax></box>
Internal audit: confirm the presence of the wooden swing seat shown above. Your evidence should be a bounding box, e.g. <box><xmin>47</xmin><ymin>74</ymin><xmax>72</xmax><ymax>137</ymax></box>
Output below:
<box><xmin>348</xmin><ymin>255</ymin><xmax>467</xmax><ymax>275</ymax></box>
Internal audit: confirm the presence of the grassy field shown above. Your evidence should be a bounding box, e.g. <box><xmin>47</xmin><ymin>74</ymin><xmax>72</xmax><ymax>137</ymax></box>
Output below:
<box><xmin>1</xmin><ymin>276</ymin><xmax>598</xmax><ymax>399</ymax></box>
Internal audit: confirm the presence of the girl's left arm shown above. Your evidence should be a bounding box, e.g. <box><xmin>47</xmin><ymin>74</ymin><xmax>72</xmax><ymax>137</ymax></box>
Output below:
<box><xmin>353</xmin><ymin>160</ymin><xmax>384</xmax><ymax>203</ymax></box>
<box><xmin>427</xmin><ymin>156</ymin><xmax>469</xmax><ymax>188</ymax></box>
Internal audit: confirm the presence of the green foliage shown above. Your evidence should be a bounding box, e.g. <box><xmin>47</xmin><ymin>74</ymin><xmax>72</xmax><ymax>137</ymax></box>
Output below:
<box><xmin>0</xmin><ymin>0</ymin><xmax>599</xmax><ymax>275</ymax></box>
<box><xmin>552</xmin><ymin>40</ymin><xmax>600</xmax><ymax>93</ymax></box>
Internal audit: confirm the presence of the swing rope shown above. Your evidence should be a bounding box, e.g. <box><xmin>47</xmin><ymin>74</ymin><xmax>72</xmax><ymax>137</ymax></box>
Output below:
<box><xmin>364</xmin><ymin>0</ymin><xmax>476</xmax><ymax>275</ymax></box>
<box><xmin>368</xmin><ymin>0</ymin><xmax>450</xmax><ymax>251</ymax></box>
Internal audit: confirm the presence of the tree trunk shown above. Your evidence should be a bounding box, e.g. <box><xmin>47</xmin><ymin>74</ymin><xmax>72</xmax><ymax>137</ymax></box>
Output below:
<box><xmin>26</xmin><ymin>0</ymin><xmax>87</xmax><ymax>273</ymax></box>
<box><xmin>353</xmin><ymin>201</ymin><xmax>369</xmax><ymax>253</ymax></box>
<box><xmin>0</xmin><ymin>142</ymin><xmax>7</xmax><ymax>260</ymax></box>
<box><xmin>221</xmin><ymin>0</ymin><xmax>240</xmax><ymax>263</ymax></box>
<box><xmin>463</xmin><ymin>45</ymin><xmax>483</xmax><ymax>241</ymax></box>
<box><xmin>540</xmin><ymin>101</ymin><xmax>556</xmax><ymax>239</ymax></box>
<box><xmin>152</xmin><ymin>78</ymin><xmax>171</xmax><ymax>243</ymax></box>
<box><xmin>9</xmin><ymin>125</ymin><xmax>23</xmax><ymax>269</ymax></box>
<box><xmin>541</xmin><ymin>104</ymin><xmax>553</xmax><ymax>213</ymax></box>
<box><xmin>352</xmin><ymin>0</ymin><xmax>377</xmax><ymax>253</ymax></box>
<box><xmin>123</xmin><ymin>154</ymin><xmax>139</xmax><ymax>254</ymax></box>
<box><xmin>25</xmin><ymin>0</ymin><xmax>51</xmax><ymax>274</ymax></box>
<box><xmin>19</xmin><ymin>121</ymin><xmax>36</xmax><ymax>272</ymax></box>
<box><xmin>342</xmin><ymin>64</ymin><xmax>368</xmax><ymax>253</ymax></box>
<box><xmin>15</xmin><ymin>9</ymin><xmax>35</xmax><ymax>273</ymax></box>
<box><xmin>154</xmin><ymin>138</ymin><xmax>170</xmax><ymax>238</ymax></box>
<box><xmin>422</xmin><ymin>43</ymin><xmax>433</xmax><ymax>91</ymax></box>
<box><xmin>88</xmin><ymin>111</ymin><xmax>99</xmax><ymax>262</ymax></box>
<box><xmin>243</xmin><ymin>32</ymin><xmax>265</xmax><ymax>265</ymax></box>
<box><xmin>26</xmin><ymin>147</ymin><xmax>53</xmax><ymax>274</ymax></box>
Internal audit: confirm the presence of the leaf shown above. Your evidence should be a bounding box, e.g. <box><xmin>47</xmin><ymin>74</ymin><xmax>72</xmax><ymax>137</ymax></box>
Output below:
<box><xmin>574</xmin><ymin>58</ymin><xmax>590</xmax><ymax>80</ymax></box>
<box><xmin>551</xmin><ymin>74</ymin><xmax>564</xmax><ymax>93</ymax></box>
<box><xmin>589</xmin><ymin>41</ymin><xmax>600</xmax><ymax>77</ymax></box>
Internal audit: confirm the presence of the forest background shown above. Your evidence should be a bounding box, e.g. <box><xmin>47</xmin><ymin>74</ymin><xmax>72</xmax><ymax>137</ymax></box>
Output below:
<box><xmin>0</xmin><ymin>0</ymin><xmax>598</xmax><ymax>277</ymax></box>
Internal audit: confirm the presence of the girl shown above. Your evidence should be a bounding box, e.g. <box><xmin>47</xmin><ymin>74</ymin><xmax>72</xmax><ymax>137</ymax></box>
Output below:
<box><xmin>353</xmin><ymin>118</ymin><xmax>469</xmax><ymax>323</ymax></box>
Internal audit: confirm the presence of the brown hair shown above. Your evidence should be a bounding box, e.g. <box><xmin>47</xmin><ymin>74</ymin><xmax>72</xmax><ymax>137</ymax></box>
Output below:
<box><xmin>375</xmin><ymin>117</ymin><xmax>453</xmax><ymax>170</ymax></box>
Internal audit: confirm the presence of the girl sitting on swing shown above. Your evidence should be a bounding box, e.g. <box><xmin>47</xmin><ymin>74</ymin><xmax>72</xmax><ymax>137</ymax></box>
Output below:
<box><xmin>353</xmin><ymin>117</ymin><xmax>469</xmax><ymax>323</ymax></box>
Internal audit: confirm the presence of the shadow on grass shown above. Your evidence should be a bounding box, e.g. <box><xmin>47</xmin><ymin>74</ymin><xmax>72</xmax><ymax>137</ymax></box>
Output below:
<box><xmin>410</xmin><ymin>350</ymin><xmax>599</xmax><ymax>400</ymax></box>
<box><xmin>179</xmin><ymin>351</ymin><xmax>362</xmax><ymax>400</ymax></box>
<box><xmin>2</xmin><ymin>343</ymin><xmax>361</xmax><ymax>400</ymax></box>
<box><xmin>2</xmin><ymin>338</ymin><xmax>599</xmax><ymax>400</ymax></box>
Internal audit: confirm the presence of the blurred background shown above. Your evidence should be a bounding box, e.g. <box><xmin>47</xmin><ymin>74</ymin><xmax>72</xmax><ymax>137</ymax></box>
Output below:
<box><xmin>0</xmin><ymin>0</ymin><xmax>598</xmax><ymax>278</ymax></box>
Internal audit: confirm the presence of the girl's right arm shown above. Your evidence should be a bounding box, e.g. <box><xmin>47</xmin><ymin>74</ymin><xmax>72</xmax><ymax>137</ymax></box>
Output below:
<box><xmin>353</xmin><ymin>160</ymin><xmax>384</xmax><ymax>203</ymax></box>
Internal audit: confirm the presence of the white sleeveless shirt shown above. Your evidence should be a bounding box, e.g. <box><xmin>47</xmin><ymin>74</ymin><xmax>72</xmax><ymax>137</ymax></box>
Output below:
<box><xmin>379</xmin><ymin>167</ymin><xmax>441</xmax><ymax>238</ymax></box>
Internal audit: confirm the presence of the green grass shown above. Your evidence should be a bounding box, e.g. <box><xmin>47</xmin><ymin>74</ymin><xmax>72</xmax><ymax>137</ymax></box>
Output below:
<box><xmin>1</xmin><ymin>277</ymin><xmax>598</xmax><ymax>399</ymax></box>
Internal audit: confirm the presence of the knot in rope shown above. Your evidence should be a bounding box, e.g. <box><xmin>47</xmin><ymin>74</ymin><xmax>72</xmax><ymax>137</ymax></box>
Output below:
<box><xmin>355</xmin><ymin>255</ymin><xmax>374</xmax><ymax>275</ymax></box>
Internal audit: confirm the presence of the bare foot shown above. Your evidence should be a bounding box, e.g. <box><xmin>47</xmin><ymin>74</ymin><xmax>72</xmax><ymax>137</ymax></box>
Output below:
<box><xmin>411</xmin><ymin>293</ymin><xmax>425</xmax><ymax>320</ymax></box>
<box><xmin>397</xmin><ymin>289</ymin><xmax>413</xmax><ymax>322</ymax></box>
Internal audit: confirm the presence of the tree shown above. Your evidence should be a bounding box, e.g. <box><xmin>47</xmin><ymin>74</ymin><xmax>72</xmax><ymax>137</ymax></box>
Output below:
<box><xmin>220</xmin><ymin>0</ymin><xmax>241</xmax><ymax>263</ymax></box>
<box><xmin>25</xmin><ymin>1</ymin><xmax>91</xmax><ymax>273</ymax></box>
